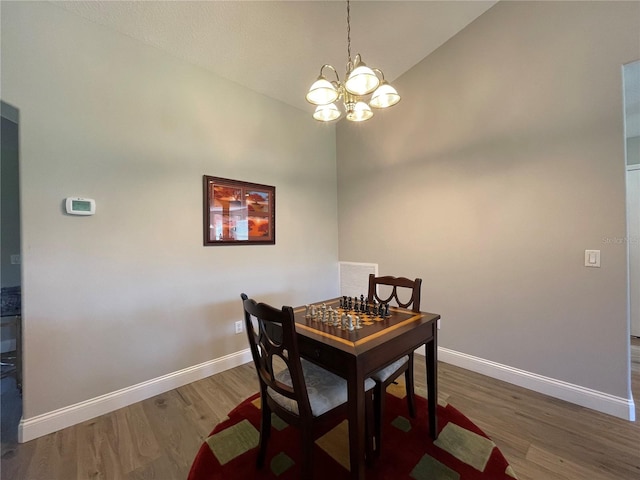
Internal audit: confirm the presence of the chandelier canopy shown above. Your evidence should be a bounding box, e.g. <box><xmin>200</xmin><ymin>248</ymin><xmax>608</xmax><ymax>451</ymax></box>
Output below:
<box><xmin>305</xmin><ymin>0</ymin><xmax>400</xmax><ymax>122</ymax></box>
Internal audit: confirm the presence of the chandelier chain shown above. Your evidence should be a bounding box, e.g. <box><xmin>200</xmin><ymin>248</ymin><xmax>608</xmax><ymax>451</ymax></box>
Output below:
<box><xmin>346</xmin><ymin>0</ymin><xmax>351</xmax><ymax>64</ymax></box>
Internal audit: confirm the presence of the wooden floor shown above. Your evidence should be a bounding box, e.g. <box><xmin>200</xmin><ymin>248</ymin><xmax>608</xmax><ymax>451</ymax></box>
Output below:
<box><xmin>2</xmin><ymin>339</ymin><xmax>639</xmax><ymax>479</ymax></box>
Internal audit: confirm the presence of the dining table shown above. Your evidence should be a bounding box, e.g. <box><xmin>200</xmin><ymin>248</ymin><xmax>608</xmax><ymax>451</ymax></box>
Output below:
<box><xmin>293</xmin><ymin>297</ymin><xmax>440</xmax><ymax>480</ymax></box>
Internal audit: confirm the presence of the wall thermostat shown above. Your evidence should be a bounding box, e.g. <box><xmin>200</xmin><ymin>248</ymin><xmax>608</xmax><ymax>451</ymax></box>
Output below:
<box><xmin>65</xmin><ymin>197</ymin><xmax>95</xmax><ymax>216</ymax></box>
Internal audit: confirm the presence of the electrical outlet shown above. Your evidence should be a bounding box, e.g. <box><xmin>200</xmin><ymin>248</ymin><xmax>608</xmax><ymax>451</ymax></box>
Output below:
<box><xmin>235</xmin><ymin>321</ymin><xmax>243</xmax><ymax>334</ymax></box>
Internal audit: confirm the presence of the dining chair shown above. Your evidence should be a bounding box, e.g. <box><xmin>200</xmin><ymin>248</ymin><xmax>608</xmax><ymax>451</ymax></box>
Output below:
<box><xmin>241</xmin><ymin>293</ymin><xmax>376</xmax><ymax>477</ymax></box>
<box><xmin>366</xmin><ymin>274</ymin><xmax>422</xmax><ymax>456</ymax></box>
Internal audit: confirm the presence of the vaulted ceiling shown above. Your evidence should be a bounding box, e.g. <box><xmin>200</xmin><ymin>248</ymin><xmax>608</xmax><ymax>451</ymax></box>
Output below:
<box><xmin>53</xmin><ymin>1</ymin><xmax>497</xmax><ymax>112</ymax></box>
<box><xmin>52</xmin><ymin>1</ymin><xmax>638</xmax><ymax>137</ymax></box>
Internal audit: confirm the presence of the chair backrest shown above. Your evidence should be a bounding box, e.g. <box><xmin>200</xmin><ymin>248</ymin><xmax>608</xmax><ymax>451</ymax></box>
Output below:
<box><xmin>367</xmin><ymin>274</ymin><xmax>422</xmax><ymax>312</ymax></box>
<box><xmin>240</xmin><ymin>293</ymin><xmax>312</xmax><ymax>417</ymax></box>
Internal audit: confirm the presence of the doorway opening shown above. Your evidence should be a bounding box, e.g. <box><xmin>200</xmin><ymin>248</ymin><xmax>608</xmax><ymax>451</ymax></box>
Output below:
<box><xmin>623</xmin><ymin>60</ymin><xmax>640</xmax><ymax>421</ymax></box>
<box><xmin>1</xmin><ymin>100</ymin><xmax>22</xmax><ymax>446</ymax></box>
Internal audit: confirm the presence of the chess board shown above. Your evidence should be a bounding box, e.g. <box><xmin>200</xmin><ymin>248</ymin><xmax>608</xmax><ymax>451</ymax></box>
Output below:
<box><xmin>293</xmin><ymin>297</ymin><xmax>423</xmax><ymax>346</ymax></box>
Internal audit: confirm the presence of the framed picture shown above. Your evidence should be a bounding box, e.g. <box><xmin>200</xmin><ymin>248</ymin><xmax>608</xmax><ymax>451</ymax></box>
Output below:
<box><xmin>203</xmin><ymin>175</ymin><xmax>275</xmax><ymax>246</ymax></box>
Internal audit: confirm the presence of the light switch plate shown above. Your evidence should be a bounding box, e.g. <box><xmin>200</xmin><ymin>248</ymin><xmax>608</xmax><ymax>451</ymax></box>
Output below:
<box><xmin>584</xmin><ymin>250</ymin><xmax>601</xmax><ymax>267</ymax></box>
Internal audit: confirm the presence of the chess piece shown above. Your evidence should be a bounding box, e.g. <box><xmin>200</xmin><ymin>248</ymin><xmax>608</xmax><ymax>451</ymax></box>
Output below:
<box><xmin>354</xmin><ymin>297</ymin><xmax>360</xmax><ymax>312</ymax></box>
<box><xmin>305</xmin><ymin>304</ymin><xmax>310</xmax><ymax>318</ymax></box>
<box><xmin>341</xmin><ymin>313</ymin><xmax>347</xmax><ymax>330</ymax></box>
<box><xmin>384</xmin><ymin>303</ymin><xmax>390</xmax><ymax>317</ymax></box>
<box><xmin>347</xmin><ymin>314</ymin><xmax>354</xmax><ymax>331</ymax></box>
<box><xmin>355</xmin><ymin>315</ymin><xmax>362</xmax><ymax>329</ymax></box>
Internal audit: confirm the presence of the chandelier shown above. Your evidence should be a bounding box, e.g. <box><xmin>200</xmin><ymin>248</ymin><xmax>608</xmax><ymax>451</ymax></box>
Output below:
<box><xmin>305</xmin><ymin>0</ymin><xmax>401</xmax><ymax>122</ymax></box>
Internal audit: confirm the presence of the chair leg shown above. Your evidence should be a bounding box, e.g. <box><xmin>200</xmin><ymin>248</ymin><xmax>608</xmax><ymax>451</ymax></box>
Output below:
<box><xmin>405</xmin><ymin>354</ymin><xmax>416</xmax><ymax>418</ymax></box>
<box><xmin>365</xmin><ymin>390</ymin><xmax>375</xmax><ymax>466</ymax></box>
<box><xmin>257</xmin><ymin>397</ymin><xmax>272</xmax><ymax>468</ymax></box>
<box><xmin>373</xmin><ymin>382</ymin><xmax>385</xmax><ymax>458</ymax></box>
<box><xmin>300</xmin><ymin>426</ymin><xmax>314</xmax><ymax>479</ymax></box>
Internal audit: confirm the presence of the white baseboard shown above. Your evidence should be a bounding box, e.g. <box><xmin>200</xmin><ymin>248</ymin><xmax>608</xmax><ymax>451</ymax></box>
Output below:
<box><xmin>19</xmin><ymin>349</ymin><xmax>253</xmax><ymax>443</ymax></box>
<box><xmin>424</xmin><ymin>347</ymin><xmax>635</xmax><ymax>421</ymax></box>
<box><xmin>19</xmin><ymin>345</ymin><xmax>635</xmax><ymax>443</ymax></box>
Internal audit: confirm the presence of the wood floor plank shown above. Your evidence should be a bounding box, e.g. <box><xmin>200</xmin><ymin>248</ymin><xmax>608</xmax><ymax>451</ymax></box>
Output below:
<box><xmin>76</xmin><ymin>414</ymin><xmax>126</xmax><ymax>480</ymax></box>
<box><xmin>525</xmin><ymin>443</ymin><xmax>620</xmax><ymax>480</ymax></box>
<box><xmin>112</xmin><ymin>402</ymin><xmax>161</xmax><ymax>474</ymax></box>
<box><xmin>126</xmin><ymin>453</ymin><xmax>187</xmax><ymax>480</ymax></box>
<box><xmin>23</xmin><ymin>433</ymin><xmax>57</xmax><ymax>480</ymax></box>
<box><xmin>51</xmin><ymin>426</ymin><xmax>78</xmax><ymax>480</ymax></box>
<box><xmin>139</xmin><ymin>390</ymin><xmax>204</xmax><ymax>478</ymax></box>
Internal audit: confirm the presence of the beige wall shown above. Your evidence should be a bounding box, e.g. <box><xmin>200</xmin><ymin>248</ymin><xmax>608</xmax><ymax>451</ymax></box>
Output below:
<box><xmin>337</xmin><ymin>1</ymin><xmax>639</xmax><ymax>398</ymax></box>
<box><xmin>1</xmin><ymin>1</ymin><xmax>339</xmax><ymax>419</ymax></box>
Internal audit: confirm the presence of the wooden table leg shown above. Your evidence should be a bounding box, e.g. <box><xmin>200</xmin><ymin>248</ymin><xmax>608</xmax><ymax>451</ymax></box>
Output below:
<box><xmin>348</xmin><ymin>368</ymin><xmax>366</xmax><ymax>480</ymax></box>
<box><xmin>426</xmin><ymin>331</ymin><xmax>438</xmax><ymax>439</ymax></box>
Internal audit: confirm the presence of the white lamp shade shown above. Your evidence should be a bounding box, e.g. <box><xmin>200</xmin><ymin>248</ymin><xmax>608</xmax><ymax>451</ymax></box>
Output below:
<box><xmin>345</xmin><ymin>65</ymin><xmax>380</xmax><ymax>96</ymax></box>
<box><xmin>370</xmin><ymin>82</ymin><xmax>401</xmax><ymax>109</ymax></box>
<box><xmin>346</xmin><ymin>101</ymin><xmax>373</xmax><ymax>122</ymax></box>
<box><xmin>306</xmin><ymin>78</ymin><xmax>339</xmax><ymax>105</ymax></box>
<box><xmin>313</xmin><ymin>103</ymin><xmax>341</xmax><ymax>122</ymax></box>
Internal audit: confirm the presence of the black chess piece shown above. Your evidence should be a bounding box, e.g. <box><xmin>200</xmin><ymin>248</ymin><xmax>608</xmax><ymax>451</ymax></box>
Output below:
<box><xmin>384</xmin><ymin>303</ymin><xmax>390</xmax><ymax>317</ymax></box>
<box><xmin>348</xmin><ymin>297</ymin><xmax>353</xmax><ymax>311</ymax></box>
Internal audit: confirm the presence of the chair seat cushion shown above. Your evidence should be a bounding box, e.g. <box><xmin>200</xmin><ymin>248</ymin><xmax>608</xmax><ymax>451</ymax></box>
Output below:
<box><xmin>369</xmin><ymin>356</ymin><xmax>409</xmax><ymax>383</ymax></box>
<box><xmin>268</xmin><ymin>358</ymin><xmax>375</xmax><ymax>417</ymax></box>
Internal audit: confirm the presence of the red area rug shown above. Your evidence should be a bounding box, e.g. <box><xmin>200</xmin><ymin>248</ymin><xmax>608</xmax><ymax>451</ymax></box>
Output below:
<box><xmin>188</xmin><ymin>386</ymin><xmax>517</xmax><ymax>480</ymax></box>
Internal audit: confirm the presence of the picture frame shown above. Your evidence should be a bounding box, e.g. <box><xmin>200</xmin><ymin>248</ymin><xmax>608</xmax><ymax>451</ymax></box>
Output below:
<box><xmin>203</xmin><ymin>175</ymin><xmax>275</xmax><ymax>246</ymax></box>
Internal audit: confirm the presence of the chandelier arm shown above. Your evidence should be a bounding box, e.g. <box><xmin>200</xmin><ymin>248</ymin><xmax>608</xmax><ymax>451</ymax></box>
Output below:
<box><xmin>320</xmin><ymin>64</ymin><xmax>341</xmax><ymax>83</ymax></box>
<box><xmin>371</xmin><ymin>68</ymin><xmax>385</xmax><ymax>81</ymax></box>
